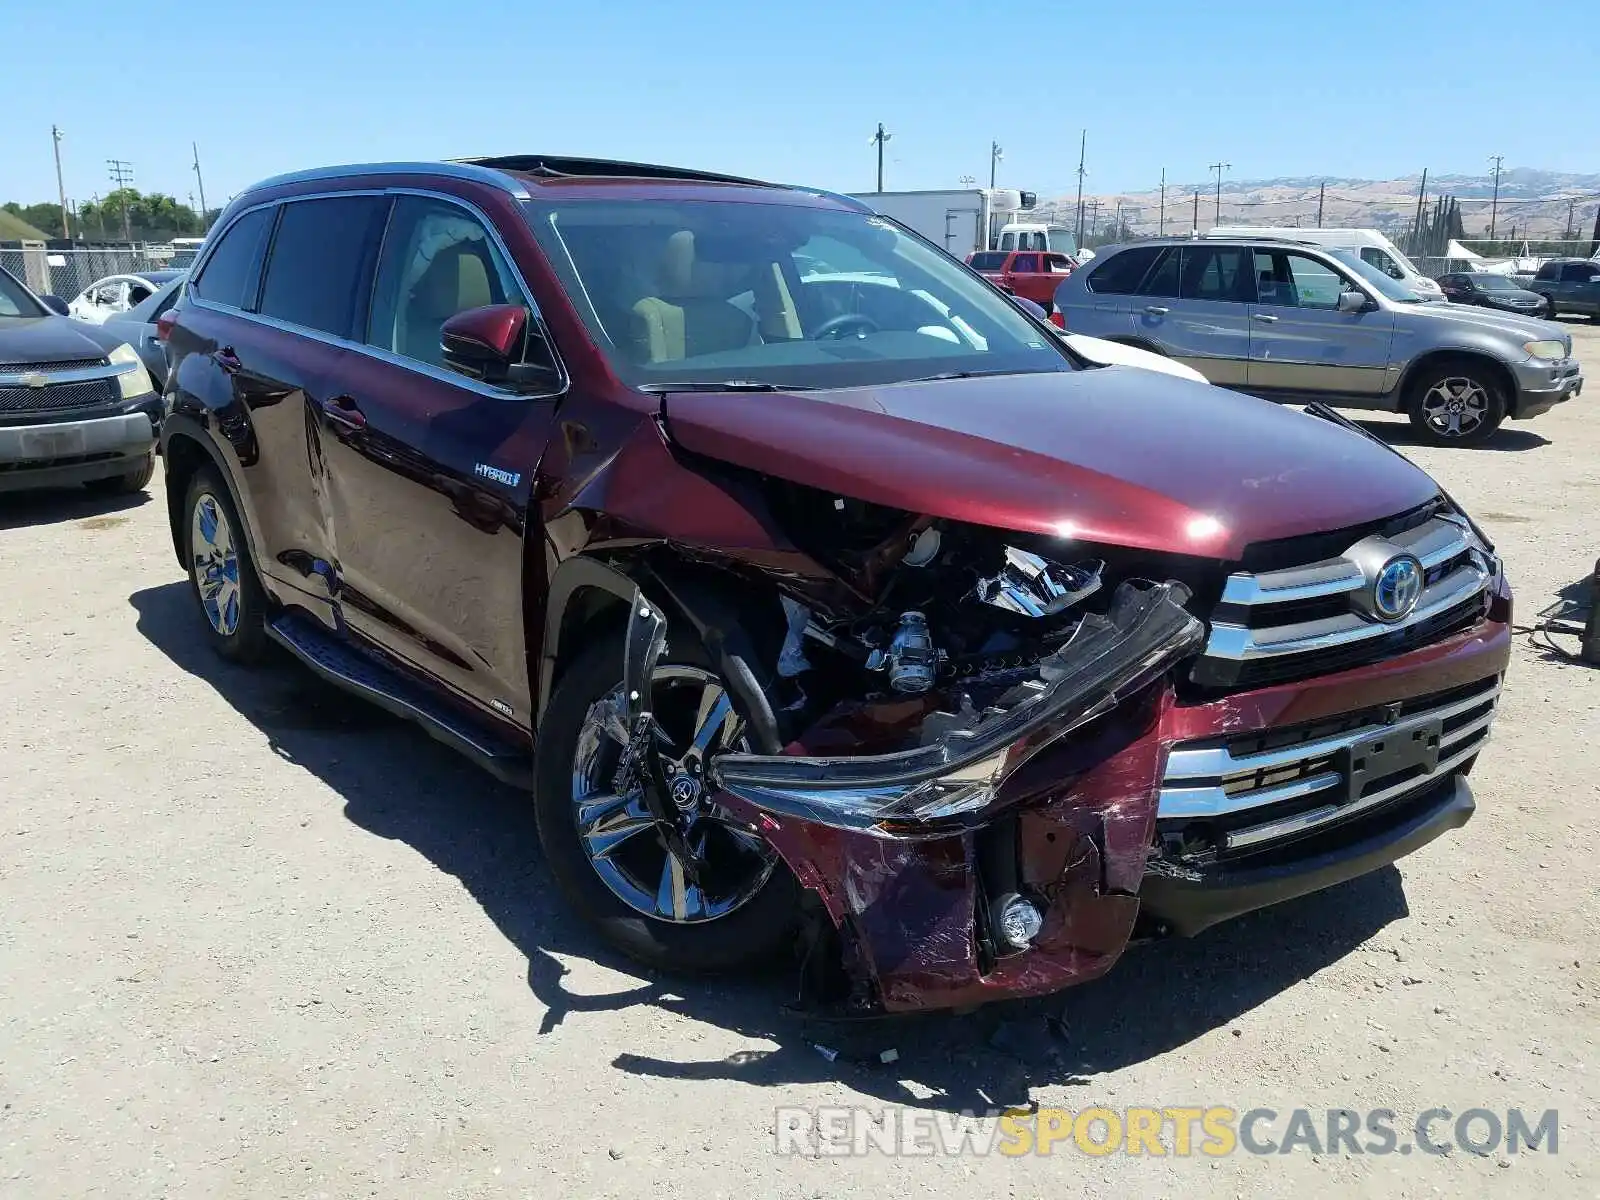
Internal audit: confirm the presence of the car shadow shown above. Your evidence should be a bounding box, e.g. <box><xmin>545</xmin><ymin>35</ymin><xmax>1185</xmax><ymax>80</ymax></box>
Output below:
<box><xmin>129</xmin><ymin>580</ymin><xmax>1410</xmax><ymax>1111</ymax></box>
<box><xmin>0</xmin><ymin>485</ymin><xmax>151</xmax><ymax>530</ymax></box>
<box><xmin>1352</xmin><ymin>419</ymin><xmax>1551</xmax><ymax>453</ymax></box>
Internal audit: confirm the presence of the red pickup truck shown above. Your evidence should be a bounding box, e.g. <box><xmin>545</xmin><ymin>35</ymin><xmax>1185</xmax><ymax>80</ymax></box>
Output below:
<box><xmin>967</xmin><ymin>249</ymin><xmax>1077</xmax><ymax>311</ymax></box>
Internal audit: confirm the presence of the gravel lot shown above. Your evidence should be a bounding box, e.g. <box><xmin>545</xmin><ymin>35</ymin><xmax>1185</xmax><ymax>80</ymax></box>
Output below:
<box><xmin>2</xmin><ymin>323</ymin><xmax>1596</xmax><ymax>1198</ymax></box>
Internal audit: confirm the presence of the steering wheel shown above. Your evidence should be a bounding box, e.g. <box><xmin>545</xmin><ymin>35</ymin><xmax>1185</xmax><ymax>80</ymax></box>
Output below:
<box><xmin>813</xmin><ymin>312</ymin><xmax>880</xmax><ymax>340</ymax></box>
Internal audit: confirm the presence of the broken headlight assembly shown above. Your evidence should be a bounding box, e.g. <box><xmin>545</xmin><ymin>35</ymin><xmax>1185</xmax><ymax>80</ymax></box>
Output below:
<box><xmin>711</xmin><ymin>580</ymin><xmax>1204</xmax><ymax>838</ymax></box>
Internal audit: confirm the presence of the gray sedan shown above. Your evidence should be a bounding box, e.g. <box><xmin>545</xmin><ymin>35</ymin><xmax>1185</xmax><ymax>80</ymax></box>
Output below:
<box><xmin>102</xmin><ymin>273</ymin><xmax>187</xmax><ymax>388</ymax></box>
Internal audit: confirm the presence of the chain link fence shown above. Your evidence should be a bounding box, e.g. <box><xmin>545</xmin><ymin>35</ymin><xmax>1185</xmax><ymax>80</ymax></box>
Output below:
<box><xmin>0</xmin><ymin>243</ymin><xmax>200</xmax><ymax>302</ymax></box>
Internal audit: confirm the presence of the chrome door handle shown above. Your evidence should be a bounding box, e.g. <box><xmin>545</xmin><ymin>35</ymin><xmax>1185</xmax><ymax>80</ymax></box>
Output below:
<box><xmin>320</xmin><ymin>395</ymin><xmax>367</xmax><ymax>432</ymax></box>
<box><xmin>1252</xmin><ymin>313</ymin><xmax>1280</xmax><ymax>323</ymax></box>
<box><xmin>1143</xmin><ymin>305</ymin><xmax>1169</xmax><ymax>316</ymax></box>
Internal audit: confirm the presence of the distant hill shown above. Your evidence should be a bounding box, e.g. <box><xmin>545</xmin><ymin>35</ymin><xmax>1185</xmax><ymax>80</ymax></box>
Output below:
<box><xmin>0</xmin><ymin>210</ymin><xmax>49</xmax><ymax>241</ymax></box>
<box><xmin>1038</xmin><ymin>169</ymin><xmax>1600</xmax><ymax>244</ymax></box>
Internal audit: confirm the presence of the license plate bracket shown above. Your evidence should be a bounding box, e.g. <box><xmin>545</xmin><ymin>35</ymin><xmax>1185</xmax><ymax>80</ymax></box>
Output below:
<box><xmin>1345</xmin><ymin>718</ymin><xmax>1443</xmax><ymax>804</ymax></box>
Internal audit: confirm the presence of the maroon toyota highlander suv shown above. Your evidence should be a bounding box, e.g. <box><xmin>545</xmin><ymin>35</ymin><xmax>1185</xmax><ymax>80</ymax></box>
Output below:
<box><xmin>158</xmin><ymin>156</ymin><xmax>1511</xmax><ymax>1014</ymax></box>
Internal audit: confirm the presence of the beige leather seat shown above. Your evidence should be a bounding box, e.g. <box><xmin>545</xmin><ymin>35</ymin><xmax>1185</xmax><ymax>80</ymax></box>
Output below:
<box><xmin>403</xmin><ymin>243</ymin><xmax>496</xmax><ymax>366</ymax></box>
<box><xmin>629</xmin><ymin>231</ymin><xmax>757</xmax><ymax>363</ymax></box>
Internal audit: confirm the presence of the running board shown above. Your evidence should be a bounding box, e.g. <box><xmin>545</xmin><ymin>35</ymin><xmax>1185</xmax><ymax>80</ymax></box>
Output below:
<box><xmin>266</xmin><ymin>613</ymin><xmax>533</xmax><ymax>790</ymax></box>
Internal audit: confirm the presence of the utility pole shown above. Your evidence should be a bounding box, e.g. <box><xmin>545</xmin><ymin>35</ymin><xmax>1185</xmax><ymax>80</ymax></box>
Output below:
<box><xmin>1073</xmin><ymin>129</ymin><xmax>1087</xmax><ymax>247</ymax></box>
<box><xmin>1565</xmin><ymin>197</ymin><xmax>1576</xmax><ymax>241</ymax></box>
<box><xmin>1112</xmin><ymin>199</ymin><xmax>1123</xmax><ymax>241</ymax></box>
<box><xmin>989</xmin><ymin>141</ymin><xmax>1002</xmax><ymax>189</ymax></box>
<box><xmin>1316</xmin><ymin>181</ymin><xmax>1325</xmax><ymax>227</ymax></box>
<box><xmin>89</xmin><ymin>192</ymin><xmax>105</xmax><ymax>238</ymax></box>
<box><xmin>870</xmin><ymin>123</ymin><xmax>891</xmax><ymax>192</ymax></box>
<box><xmin>1410</xmin><ymin>168</ymin><xmax>1428</xmax><ymax>253</ymax></box>
<box><xmin>51</xmin><ymin>125</ymin><xmax>70</xmax><ymax>238</ymax></box>
<box><xmin>1159</xmin><ymin>167</ymin><xmax>1166</xmax><ymax>235</ymax></box>
<box><xmin>1087</xmin><ymin>198</ymin><xmax>1101</xmax><ymax>241</ymax></box>
<box><xmin>192</xmin><ymin>142</ymin><xmax>209</xmax><ymax>228</ymax></box>
<box><xmin>1208</xmin><ymin>160</ymin><xmax>1230</xmax><ymax>227</ymax></box>
<box><xmin>106</xmin><ymin>159</ymin><xmax>135</xmax><ymax>241</ymax></box>
<box><xmin>1487</xmin><ymin>154</ymin><xmax>1504</xmax><ymax>239</ymax></box>
<box><xmin>1192</xmin><ymin>190</ymin><xmax>1200</xmax><ymax>232</ymax></box>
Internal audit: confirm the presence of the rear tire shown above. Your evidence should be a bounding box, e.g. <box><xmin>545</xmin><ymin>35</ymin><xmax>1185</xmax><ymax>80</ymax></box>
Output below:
<box><xmin>1406</xmin><ymin>361</ymin><xmax>1507</xmax><ymax>447</ymax></box>
<box><xmin>1537</xmin><ymin>294</ymin><xmax>1556</xmax><ymax>318</ymax></box>
<box><xmin>533</xmin><ymin>636</ymin><xmax>799</xmax><ymax>975</ymax></box>
<box><xmin>182</xmin><ymin>466</ymin><xmax>271</xmax><ymax>664</ymax></box>
<box><xmin>84</xmin><ymin>452</ymin><xmax>154</xmax><ymax>495</ymax></box>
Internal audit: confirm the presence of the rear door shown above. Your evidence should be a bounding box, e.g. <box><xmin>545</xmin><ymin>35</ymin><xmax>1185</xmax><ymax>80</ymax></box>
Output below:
<box><xmin>1134</xmin><ymin>244</ymin><xmax>1253</xmax><ymax>385</ymax></box>
<box><xmin>1246</xmin><ymin>248</ymin><xmax>1394</xmax><ymax>399</ymax></box>
<box><xmin>1071</xmin><ymin>244</ymin><xmax>1166</xmax><ymax>338</ymax></box>
<box><xmin>316</xmin><ymin>191</ymin><xmax>564</xmax><ymax>725</ymax></box>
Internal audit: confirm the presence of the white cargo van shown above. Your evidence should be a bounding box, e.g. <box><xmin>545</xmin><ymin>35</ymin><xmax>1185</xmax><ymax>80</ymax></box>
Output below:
<box><xmin>1206</xmin><ymin>226</ymin><xmax>1444</xmax><ymax>301</ymax></box>
<box><xmin>996</xmin><ymin>222</ymin><xmax>1079</xmax><ymax>257</ymax></box>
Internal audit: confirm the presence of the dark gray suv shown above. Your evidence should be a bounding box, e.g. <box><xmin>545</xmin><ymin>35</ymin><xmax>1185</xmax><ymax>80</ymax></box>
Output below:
<box><xmin>1054</xmin><ymin>237</ymin><xmax>1583</xmax><ymax>445</ymax></box>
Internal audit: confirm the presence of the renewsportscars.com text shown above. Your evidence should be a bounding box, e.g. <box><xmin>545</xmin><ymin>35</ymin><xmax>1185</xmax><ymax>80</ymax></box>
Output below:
<box><xmin>773</xmin><ymin>1105</ymin><xmax>1559</xmax><ymax>1158</ymax></box>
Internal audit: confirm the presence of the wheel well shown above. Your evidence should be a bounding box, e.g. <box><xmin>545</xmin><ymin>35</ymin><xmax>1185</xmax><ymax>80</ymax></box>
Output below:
<box><xmin>1400</xmin><ymin>351</ymin><xmax>1516</xmax><ymax>414</ymax></box>
<box><xmin>547</xmin><ymin>586</ymin><xmax>631</xmax><ymax>708</ymax></box>
<box><xmin>1106</xmin><ymin>336</ymin><xmax>1166</xmax><ymax>355</ymax></box>
<box><xmin>162</xmin><ymin>433</ymin><xmax>210</xmax><ymax>567</ymax></box>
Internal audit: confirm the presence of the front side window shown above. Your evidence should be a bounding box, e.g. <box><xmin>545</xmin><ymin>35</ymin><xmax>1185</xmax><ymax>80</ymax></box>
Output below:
<box><xmin>192</xmin><ymin>207</ymin><xmax>273</xmax><ymax>309</ymax></box>
<box><xmin>522</xmin><ymin>198</ymin><xmax>1071</xmax><ymax>389</ymax></box>
<box><xmin>1360</xmin><ymin>246</ymin><xmax>1404</xmax><ymax>278</ymax></box>
<box><xmin>258</xmin><ymin>196</ymin><xmax>389</xmax><ymax>337</ymax></box>
<box><xmin>1254</xmin><ymin>251</ymin><xmax>1350</xmax><ymax>309</ymax></box>
<box><xmin>1561</xmin><ymin>262</ymin><xmax>1600</xmax><ymax>282</ymax></box>
<box><xmin>368</xmin><ymin>196</ymin><xmax>527</xmax><ymax>370</ymax></box>
<box><xmin>1012</xmin><ymin>253</ymin><xmax>1040</xmax><ymax>273</ymax></box>
<box><xmin>998</xmin><ymin>232</ymin><xmax>1017</xmax><ymax>250</ymax></box>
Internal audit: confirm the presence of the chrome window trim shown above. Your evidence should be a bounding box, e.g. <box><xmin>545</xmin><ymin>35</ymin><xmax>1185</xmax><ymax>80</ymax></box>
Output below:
<box><xmin>185</xmin><ymin>186</ymin><xmax>568</xmax><ymax>403</ymax></box>
<box><xmin>0</xmin><ymin>361</ymin><xmax>132</xmax><ymax>387</ymax></box>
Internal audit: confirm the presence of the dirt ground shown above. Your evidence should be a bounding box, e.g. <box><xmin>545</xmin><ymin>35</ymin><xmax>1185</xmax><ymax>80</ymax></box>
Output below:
<box><xmin>2</xmin><ymin>323</ymin><xmax>1596</xmax><ymax>1199</ymax></box>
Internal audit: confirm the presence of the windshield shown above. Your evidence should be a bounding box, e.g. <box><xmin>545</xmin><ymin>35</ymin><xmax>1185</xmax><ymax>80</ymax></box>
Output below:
<box><xmin>1329</xmin><ymin>249</ymin><xmax>1422</xmax><ymax>303</ymax></box>
<box><xmin>0</xmin><ymin>268</ymin><xmax>44</xmax><ymax>319</ymax></box>
<box><xmin>521</xmin><ymin>198</ymin><xmax>1072</xmax><ymax>390</ymax></box>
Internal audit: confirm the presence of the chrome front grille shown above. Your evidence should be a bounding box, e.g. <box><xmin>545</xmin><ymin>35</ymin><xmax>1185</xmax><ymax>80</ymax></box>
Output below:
<box><xmin>0</xmin><ymin>358</ymin><xmax>124</xmax><ymax>417</ymax></box>
<box><xmin>1156</xmin><ymin>676</ymin><xmax>1499</xmax><ymax>857</ymax></box>
<box><xmin>1193</xmin><ymin>515</ymin><xmax>1493</xmax><ymax>688</ymax></box>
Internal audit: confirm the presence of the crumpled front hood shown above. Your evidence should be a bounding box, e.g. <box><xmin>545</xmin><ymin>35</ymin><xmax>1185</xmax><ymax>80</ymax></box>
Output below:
<box><xmin>0</xmin><ymin>315</ymin><xmax>121</xmax><ymax>364</ymax></box>
<box><xmin>663</xmin><ymin>369</ymin><xmax>1440</xmax><ymax>561</ymax></box>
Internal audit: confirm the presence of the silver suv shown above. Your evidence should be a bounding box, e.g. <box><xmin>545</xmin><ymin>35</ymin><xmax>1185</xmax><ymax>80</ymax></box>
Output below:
<box><xmin>1053</xmin><ymin>237</ymin><xmax>1583</xmax><ymax>445</ymax></box>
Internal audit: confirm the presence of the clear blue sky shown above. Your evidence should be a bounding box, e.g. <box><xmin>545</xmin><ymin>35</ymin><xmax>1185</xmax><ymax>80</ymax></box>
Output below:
<box><xmin>7</xmin><ymin>0</ymin><xmax>1595</xmax><ymax>212</ymax></box>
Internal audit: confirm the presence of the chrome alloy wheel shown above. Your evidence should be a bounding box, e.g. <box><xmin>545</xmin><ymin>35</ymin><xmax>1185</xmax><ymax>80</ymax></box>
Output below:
<box><xmin>190</xmin><ymin>492</ymin><xmax>241</xmax><ymax>636</ymax></box>
<box><xmin>571</xmin><ymin>666</ymin><xmax>776</xmax><ymax>924</ymax></box>
<box><xmin>1420</xmin><ymin>376</ymin><xmax>1489</xmax><ymax>439</ymax></box>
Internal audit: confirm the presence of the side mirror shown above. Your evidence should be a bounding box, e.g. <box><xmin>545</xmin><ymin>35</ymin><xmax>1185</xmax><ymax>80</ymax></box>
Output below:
<box><xmin>1336</xmin><ymin>289</ymin><xmax>1371</xmax><ymax>313</ymax></box>
<box><xmin>40</xmin><ymin>295</ymin><xmax>69</xmax><ymax>316</ymax></box>
<box><xmin>440</xmin><ymin>304</ymin><xmax>560</xmax><ymax>393</ymax></box>
<box><xmin>1009</xmin><ymin>295</ymin><xmax>1048</xmax><ymax>321</ymax></box>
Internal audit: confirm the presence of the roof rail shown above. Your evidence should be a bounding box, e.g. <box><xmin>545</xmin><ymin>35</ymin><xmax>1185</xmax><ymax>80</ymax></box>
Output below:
<box><xmin>450</xmin><ymin>155</ymin><xmax>779</xmax><ymax>189</ymax></box>
<box><xmin>247</xmin><ymin>160</ymin><xmax>533</xmax><ymax>199</ymax></box>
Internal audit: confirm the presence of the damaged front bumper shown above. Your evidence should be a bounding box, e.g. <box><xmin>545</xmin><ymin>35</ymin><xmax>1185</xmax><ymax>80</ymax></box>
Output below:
<box><xmin>686</xmin><ymin>578</ymin><xmax>1510</xmax><ymax>1015</ymax></box>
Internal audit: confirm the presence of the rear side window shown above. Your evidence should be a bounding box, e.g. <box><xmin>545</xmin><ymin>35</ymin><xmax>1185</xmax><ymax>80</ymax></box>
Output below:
<box><xmin>1181</xmin><ymin>245</ymin><xmax>1253</xmax><ymax>302</ymax></box>
<box><xmin>192</xmin><ymin>208</ymin><xmax>272</xmax><ymax>309</ymax></box>
<box><xmin>1534</xmin><ymin>263</ymin><xmax>1559</xmax><ymax>281</ymax></box>
<box><xmin>968</xmin><ymin>252</ymin><xmax>1007</xmax><ymax>271</ymax></box>
<box><xmin>258</xmin><ymin>196</ymin><xmax>389</xmax><ymax>337</ymax></box>
<box><xmin>1086</xmin><ymin>246</ymin><xmax>1163</xmax><ymax>294</ymax></box>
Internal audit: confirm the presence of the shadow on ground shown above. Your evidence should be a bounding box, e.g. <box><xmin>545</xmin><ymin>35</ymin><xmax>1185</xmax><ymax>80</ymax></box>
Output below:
<box><xmin>1352</xmin><ymin>418</ymin><xmax>1551</xmax><ymax>453</ymax></box>
<box><xmin>130</xmin><ymin>580</ymin><xmax>1409</xmax><ymax>1111</ymax></box>
<box><xmin>0</xmin><ymin>485</ymin><xmax>151</xmax><ymax>530</ymax></box>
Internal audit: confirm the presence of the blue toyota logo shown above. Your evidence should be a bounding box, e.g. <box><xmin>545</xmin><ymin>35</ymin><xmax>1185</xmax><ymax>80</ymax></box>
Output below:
<box><xmin>1373</xmin><ymin>555</ymin><xmax>1424</xmax><ymax>621</ymax></box>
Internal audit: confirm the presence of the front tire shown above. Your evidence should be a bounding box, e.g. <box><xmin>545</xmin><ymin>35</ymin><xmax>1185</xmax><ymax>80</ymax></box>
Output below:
<box><xmin>1407</xmin><ymin>362</ymin><xmax>1507</xmax><ymax>447</ymax></box>
<box><xmin>533</xmin><ymin>636</ymin><xmax>798</xmax><ymax>974</ymax></box>
<box><xmin>182</xmin><ymin>467</ymin><xmax>270</xmax><ymax>663</ymax></box>
<box><xmin>84</xmin><ymin>452</ymin><xmax>155</xmax><ymax>495</ymax></box>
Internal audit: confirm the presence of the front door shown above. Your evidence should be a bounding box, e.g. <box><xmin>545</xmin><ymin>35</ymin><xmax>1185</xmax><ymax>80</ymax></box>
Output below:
<box><xmin>1246</xmin><ymin>249</ymin><xmax>1395</xmax><ymax>399</ymax></box>
<box><xmin>1133</xmin><ymin>243</ymin><xmax>1254</xmax><ymax>385</ymax></box>
<box><xmin>314</xmin><ymin>192</ymin><xmax>563</xmax><ymax>726</ymax></box>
